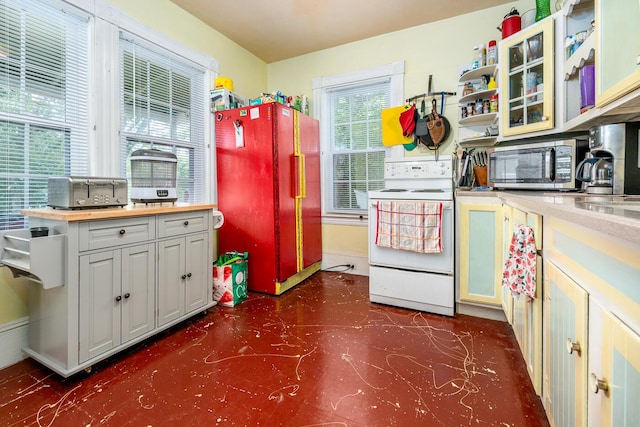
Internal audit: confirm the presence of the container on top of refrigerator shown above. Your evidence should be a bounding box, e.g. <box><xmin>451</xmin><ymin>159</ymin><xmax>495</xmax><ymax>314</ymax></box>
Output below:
<box><xmin>210</xmin><ymin>89</ymin><xmax>249</xmax><ymax>111</ymax></box>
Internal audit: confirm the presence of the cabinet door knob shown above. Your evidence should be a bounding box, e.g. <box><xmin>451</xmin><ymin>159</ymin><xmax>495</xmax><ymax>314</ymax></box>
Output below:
<box><xmin>119</xmin><ymin>229</ymin><xmax>126</xmax><ymax>235</ymax></box>
<box><xmin>115</xmin><ymin>295</ymin><xmax>122</xmax><ymax>302</ymax></box>
<box><xmin>181</xmin><ymin>274</ymin><xmax>187</xmax><ymax>280</ymax></box>
<box><xmin>124</xmin><ymin>292</ymin><xmax>130</xmax><ymax>299</ymax></box>
<box><xmin>187</xmin><ymin>272</ymin><xmax>192</xmax><ymax>278</ymax></box>
<box><xmin>566</xmin><ymin>338</ymin><xmax>581</xmax><ymax>355</ymax></box>
<box><xmin>636</xmin><ymin>55</ymin><xmax>640</xmax><ymax>65</ymax></box>
<box><xmin>183</xmin><ymin>220</ymin><xmax>189</xmax><ymax>226</ymax></box>
<box><xmin>590</xmin><ymin>373</ymin><xmax>609</xmax><ymax>394</ymax></box>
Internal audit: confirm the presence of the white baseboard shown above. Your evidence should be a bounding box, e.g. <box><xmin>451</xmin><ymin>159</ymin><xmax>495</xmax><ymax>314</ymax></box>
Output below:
<box><xmin>0</xmin><ymin>317</ymin><xmax>29</xmax><ymax>370</ymax></box>
<box><xmin>321</xmin><ymin>251</ymin><xmax>369</xmax><ymax>276</ymax></box>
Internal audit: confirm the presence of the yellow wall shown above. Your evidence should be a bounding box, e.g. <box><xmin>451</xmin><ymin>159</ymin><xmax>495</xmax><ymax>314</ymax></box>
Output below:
<box><xmin>268</xmin><ymin>0</ymin><xmax>533</xmax><ymax>261</ymax></box>
<box><xmin>103</xmin><ymin>0</ymin><xmax>267</xmax><ymax>98</ymax></box>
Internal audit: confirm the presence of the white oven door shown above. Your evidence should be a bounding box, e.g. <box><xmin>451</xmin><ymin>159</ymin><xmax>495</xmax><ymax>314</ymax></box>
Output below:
<box><xmin>368</xmin><ymin>199</ymin><xmax>454</xmax><ymax>274</ymax></box>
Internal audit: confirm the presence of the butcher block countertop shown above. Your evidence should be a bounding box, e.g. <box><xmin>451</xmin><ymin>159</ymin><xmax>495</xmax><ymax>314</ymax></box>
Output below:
<box><xmin>22</xmin><ymin>203</ymin><xmax>218</xmax><ymax>222</ymax></box>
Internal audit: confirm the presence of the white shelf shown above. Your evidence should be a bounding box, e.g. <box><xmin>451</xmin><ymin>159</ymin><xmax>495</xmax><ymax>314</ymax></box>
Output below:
<box><xmin>564</xmin><ymin>32</ymin><xmax>595</xmax><ymax>80</ymax></box>
<box><xmin>459</xmin><ymin>89</ymin><xmax>498</xmax><ymax>104</ymax></box>
<box><xmin>563</xmin><ymin>0</ymin><xmax>594</xmax><ymax>17</ymax></box>
<box><xmin>459</xmin><ymin>112</ymin><xmax>498</xmax><ymax>126</ymax></box>
<box><xmin>459</xmin><ymin>136</ymin><xmax>499</xmax><ymax>147</ymax></box>
<box><xmin>1</xmin><ymin>230</ymin><xmax>66</xmax><ymax>289</ymax></box>
<box><xmin>459</xmin><ymin>64</ymin><xmax>498</xmax><ymax>82</ymax></box>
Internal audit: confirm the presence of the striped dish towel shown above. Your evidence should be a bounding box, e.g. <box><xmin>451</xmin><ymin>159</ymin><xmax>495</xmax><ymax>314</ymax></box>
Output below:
<box><xmin>375</xmin><ymin>201</ymin><xmax>443</xmax><ymax>253</ymax></box>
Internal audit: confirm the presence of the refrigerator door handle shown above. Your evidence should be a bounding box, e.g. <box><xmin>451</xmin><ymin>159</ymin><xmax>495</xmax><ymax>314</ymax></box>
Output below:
<box><xmin>293</xmin><ymin>153</ymin><xmax>306</xmax><ymax>198</ymax></box>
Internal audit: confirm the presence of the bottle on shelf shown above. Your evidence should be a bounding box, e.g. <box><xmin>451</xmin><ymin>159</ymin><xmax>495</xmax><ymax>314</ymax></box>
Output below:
<box><xmin>487</xmin><ymin>40</ymin><xmax>497</xmax><ymax>65</ymax></box>
<box><xmin>479</xmin><ymin>43</ymin><xmax>487</xmax><ymax>67</ymax></box>
<box><xmin>488</xmin><ymin>76</ymin><xmax>497</xmax><ymax>89</ymax></box>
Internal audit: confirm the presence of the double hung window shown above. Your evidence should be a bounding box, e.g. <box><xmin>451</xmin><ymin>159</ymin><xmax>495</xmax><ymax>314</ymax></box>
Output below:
<box><xmin>314</xmin><ymin>62</ymin><xmax>404</xmax><ymax>216</ymax></box>
<box><xmin>0</xmin><ymin>0</ymin><xmax>89</xmax><ymax>229</ymax></box>
<box><xmin>119</xmin><ymin>33</ymin><xmax>206</xmax><ymax>203</ymax></box>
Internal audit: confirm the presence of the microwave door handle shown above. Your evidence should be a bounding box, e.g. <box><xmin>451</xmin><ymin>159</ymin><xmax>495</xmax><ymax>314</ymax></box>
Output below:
<box><xmin>545</xmin><ymin>148</ymin><xmax>555</xmax><ymax>182</ymax></box>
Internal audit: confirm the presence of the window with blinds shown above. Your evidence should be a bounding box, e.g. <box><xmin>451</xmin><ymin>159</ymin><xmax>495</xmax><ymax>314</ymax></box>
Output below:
<box><xmin>328</xmin><ymin>81</ymin><xmax>389</xmax><ymax>212</ymax></box>
<box><xmin>0</xmin><ymin>0</ymin><xmax>89</xmax><ymax>230</ymax></box>
<box><xmin>119</xmin><ymin>32</ymin><xmax>206</xmax><ymax>203</ymax></box>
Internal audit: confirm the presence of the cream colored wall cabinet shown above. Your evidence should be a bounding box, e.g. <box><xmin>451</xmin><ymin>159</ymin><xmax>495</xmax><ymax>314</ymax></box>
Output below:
<box><xmin>560</xmin><ymin>0</ymin><xmax>596</xmax><ymax>129</ymax></box>
<box><xmin>500</xmin><ymin>17</ymin><xmax>555</xmax><ymax>136</ymax></box>
<box><xmin>595</xmin><ymin>0</ymin><xmax>640</xmax><ymax>108</ymax></box>
<box><xmin>19</xmin><ymin>209</ymin><xmax>214</xmax><ymax>377</ymax></box>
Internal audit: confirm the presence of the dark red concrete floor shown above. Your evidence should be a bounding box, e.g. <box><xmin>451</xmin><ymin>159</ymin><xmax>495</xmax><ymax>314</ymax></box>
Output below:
<box><xmin>0</xmin><ymin>272</ymin><xmax>549</xmax><ymax>426</ymax></box>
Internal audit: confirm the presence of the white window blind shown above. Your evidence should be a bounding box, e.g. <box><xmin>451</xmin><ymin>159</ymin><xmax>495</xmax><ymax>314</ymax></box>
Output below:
<box><xmin>0</xmin><ymin>0</ymin><xmax>89</xmax><ymax>230</ymax></box>
<box><xmin>119</xmin><ymin>32</ymin><xmax>206</xmax><ymax>203</ymax></box>
<box><xmin>327</xmin><ymin>80</ymin><xmax>389</xmax><ymax>213</ymax></box>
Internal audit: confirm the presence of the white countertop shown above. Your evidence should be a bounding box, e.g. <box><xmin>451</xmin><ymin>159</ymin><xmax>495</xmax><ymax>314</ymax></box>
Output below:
<box><xmin>457</xmin><ymin>190</ymin><xmax>640</xmax><ymax>247</ymax></box>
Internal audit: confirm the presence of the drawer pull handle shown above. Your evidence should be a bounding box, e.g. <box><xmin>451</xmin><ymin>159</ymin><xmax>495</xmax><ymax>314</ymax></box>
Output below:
<box><xmin>566</xmin><ymin>338</ymin><xmax>581</xmax><ymax>355</ymax></box>
<box><xmin>183</xmin><ymin>220</ymin><xmax>189</xmax><ymax>226</ymax></box>
<box><xmin>115</xmin><ymin>295</ymin><xmax>122</xmax><ymax>302</ymax></box>
<box><xmin>181</xmin><ymin>274</ymin><xmax>187</xmax><ymax>280</ymax></box>
<box><xmin>124</xmin><ymin>293</ymin><xmax>130</xmax><ymax>299</ymax></box>
<box><xmin>119</xmin><ymin>229</ymin><xmax>126</xmax><ymax>235</ymax></box>
<box><xmin>590</xmin><ymin>373</ymin><xmax>609</xmax><ymax>394</ymax></box>
<box><xmin>187</xmin><ymin>272</ymin><xmax>192</xmax><ymax>278</ymax></box>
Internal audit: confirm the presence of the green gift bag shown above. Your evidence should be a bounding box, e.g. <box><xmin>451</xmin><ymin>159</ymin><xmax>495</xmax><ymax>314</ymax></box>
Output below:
<box><xmin>213</xmin><ymin>252</ymin><xmax>248</xmax><ymax>307</ymax></box>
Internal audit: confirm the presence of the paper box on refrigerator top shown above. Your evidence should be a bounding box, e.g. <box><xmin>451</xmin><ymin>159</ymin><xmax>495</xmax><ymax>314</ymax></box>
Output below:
<box><xmin>210</xmin><ymin>89</ymin><xmax>249</xmax><ymax>111</ymax></box>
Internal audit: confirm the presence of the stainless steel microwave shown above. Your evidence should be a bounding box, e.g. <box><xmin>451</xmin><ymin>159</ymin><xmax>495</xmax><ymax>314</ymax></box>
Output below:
<box><xmin>487</xmin><ymin>139</ymin><xmax>588</xmax><ymax>190</ymax></box>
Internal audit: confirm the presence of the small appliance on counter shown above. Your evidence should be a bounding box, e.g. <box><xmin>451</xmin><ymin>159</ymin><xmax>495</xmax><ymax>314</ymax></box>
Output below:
<box><xmin>577</xmin><ymin>122</ymin><xmax>640</xmax><ymax>195</ymax></box>
<box><xmin>487</xmin><ymin>139</ymin><xmax>588</xmax><ymax>190</ymax></box>
<box><xmin>47</xmin><ymin>176</ymin><xmax>128</xmax><ymax>209</ymax></box>
<box><xmin>129</xmin><ymin>149</ymin><xmax>178</xmax><ymax>204</ymax></box>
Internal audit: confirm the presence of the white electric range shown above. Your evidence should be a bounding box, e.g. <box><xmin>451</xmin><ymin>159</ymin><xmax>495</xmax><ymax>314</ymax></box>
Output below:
<box><xmin>368</xmin><ymin>156</ymin><xmax>454</xmax><ymax>316</ymax></box>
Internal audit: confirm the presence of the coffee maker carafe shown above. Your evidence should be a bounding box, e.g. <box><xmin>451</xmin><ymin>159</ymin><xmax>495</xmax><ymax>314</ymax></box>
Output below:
<box><xmin>583</xmin><ymin>122</ymin><xmax>640</xmax><ymax>195</ymax></box>
<box><xmin>576</xmin><ymin>153</ymin><xmax>614</xmax><ymax>194</ymax></box>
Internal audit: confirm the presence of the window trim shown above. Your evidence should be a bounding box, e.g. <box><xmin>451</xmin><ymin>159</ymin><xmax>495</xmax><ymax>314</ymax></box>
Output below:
<box><xmin>88</xmin><ymin>0</ymin><xmax>218</xmax><ymax>203</ymax></box>
<box><xmin>312</xmin><ymin>61</ymin><xmax>405</xmax><ymax>221</ymax></box>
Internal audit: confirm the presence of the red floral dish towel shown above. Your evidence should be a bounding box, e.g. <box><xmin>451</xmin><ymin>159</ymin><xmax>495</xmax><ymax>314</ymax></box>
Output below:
<box><xmin>502</xmin><ymin>224</ymin><xmax>537</xmax><ymax>300</ymax></box>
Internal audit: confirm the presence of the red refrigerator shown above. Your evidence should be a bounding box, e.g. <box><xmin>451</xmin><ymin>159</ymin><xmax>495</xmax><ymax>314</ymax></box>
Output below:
<box><xmin>215</xmin><ymin>103</ymin><xmax>322</xmax><ymax>295</ymax></box>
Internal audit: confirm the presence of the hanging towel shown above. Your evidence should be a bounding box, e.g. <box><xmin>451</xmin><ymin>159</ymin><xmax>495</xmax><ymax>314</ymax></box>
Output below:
<box><xmin>375</xmin><ymin>201</ymin><xmax>443</xmax><ymax>253</ymax></box>
<box><xmin>502</xmin><ymin>224</ymin><xmax>537</xmax><ymax>299</ymax></box>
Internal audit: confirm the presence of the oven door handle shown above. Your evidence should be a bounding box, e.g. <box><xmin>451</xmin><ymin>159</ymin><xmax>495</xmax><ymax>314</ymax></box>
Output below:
<box><xmin>369</xmin><ymin>201</ymin><xmax>453</xmax><ymax>209</ymax></box>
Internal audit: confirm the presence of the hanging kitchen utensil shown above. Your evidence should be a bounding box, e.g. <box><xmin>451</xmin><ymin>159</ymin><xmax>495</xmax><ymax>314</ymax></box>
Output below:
<box><xmin>381</xmin><ymin>105</ymin><xmax>414</xmax><ymax>146</ymax></box>
<box><xmin>398</xmin><ymin>104</ymin><xmax>417</xmax><ymax>136</ymax></box>
<box><xmin>426</xmin><ymin>98</ymin><xmax>450</xmax><ymax>147</ymax></box>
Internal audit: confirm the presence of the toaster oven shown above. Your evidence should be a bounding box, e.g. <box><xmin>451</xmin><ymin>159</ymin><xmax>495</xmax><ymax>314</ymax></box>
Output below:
<box><xmin>47</xmin><ymin>176</ymin><xmax>128</xmax><ymax>209</ymax></box>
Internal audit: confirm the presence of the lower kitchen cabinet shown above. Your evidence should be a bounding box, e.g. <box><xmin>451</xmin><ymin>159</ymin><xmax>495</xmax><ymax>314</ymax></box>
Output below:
<box><xmin>457</xmin><ymin>197</ymin><xmax>503</xmax><ymax>308</ymax></box>
<box><xmin>544</xmin><ymin>215</ymin><xmax>640</xmax><ymax>427</ymax></box>
<box><xmin>79</xmin><ymin>243</ymin><xmax>155</xmax><ymax>363</ymax></box>
<box><xmin>543</xmin><ymin>259</ymin><xmax>588</xmax><ymax>427</ymax></box>
<box><xmin>588</xmin><ymin>298</ymin><xmax>640</xmax><ymax>427</ymax></box>
<box><xmin>158</xmin><ymin>233</ymin><xmax>209</xmax><ymax>327</ymax></box>
<box><xmin>502</xmin><ymin>204</ymin><xmax>543</xmax><ymax>396</ymax></box>
<box><xmin>18</xmin><ymin>206</ymin><xmax>217</xmax><ymax>377</ymax></box>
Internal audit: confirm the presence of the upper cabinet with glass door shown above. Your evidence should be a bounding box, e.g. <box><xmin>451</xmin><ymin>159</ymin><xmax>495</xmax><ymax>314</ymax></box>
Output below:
<box><xmin>500</xmin><ymin>18</ymin><xmax>555</xmax><ymax>137</ymax></box>
<box><xmin>595</xmin><ymin>0</ymin><xmax>640</xmax><ymax>107</ymax></box>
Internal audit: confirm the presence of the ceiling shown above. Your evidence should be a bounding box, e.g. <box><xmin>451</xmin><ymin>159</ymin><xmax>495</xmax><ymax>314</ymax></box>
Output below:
<box><xmin>169</xmin><ymin>0</ymin><xmax>515</xmax><ymax>63</ymax></box>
